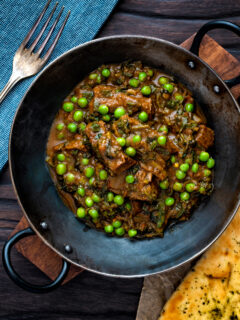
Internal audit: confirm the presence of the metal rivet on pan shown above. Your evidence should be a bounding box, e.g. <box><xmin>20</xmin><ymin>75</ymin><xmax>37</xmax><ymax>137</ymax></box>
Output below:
<box><xmin>40</xmin><ymin>221</ymin><xmax>48</xmax><ymax>230</ymax></box>
<box><xmin>213</xmin><ymin>85</ymin><xmax>220</xmax><ymax>93</ymax></box>
<box><xmin>64</xmin><ymin>245</ymin><xmax>72</xmax><ymax>253</ymax></box>
<box><xmin>188</xmin><ymin>61</ymin><xmax>195</xmax><ymax>69</ymax></box>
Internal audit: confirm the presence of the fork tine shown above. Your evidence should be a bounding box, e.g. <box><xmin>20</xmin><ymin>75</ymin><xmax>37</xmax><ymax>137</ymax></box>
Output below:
<box><xmin>37</xmin><ymin>6</ymin><xmax>65</xmax><ymax>56</ymax></box>
<box><xmin>21</xmin><ymin>0</ymin><xmax>52</xmax><ymax>48</ymax></box>
<box><xmin>42</xmin><ymin>10</ymin><xmax>70</xmax><ymax>62</ymax></box>
<box><xmin>29</xmin><ymin>2</ymin><xmax>59</xmax><ymax>52</ymax></box>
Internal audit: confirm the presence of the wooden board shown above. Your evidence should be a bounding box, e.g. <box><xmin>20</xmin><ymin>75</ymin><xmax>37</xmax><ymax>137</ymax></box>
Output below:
<box><xmin>11</xmin><ymin>217</ymin><xmax>82</xmax><ymax>284</ymax></box>
<box><xmin>9</xmin><ymin>33</ymin><xmax>240</xmax><ymax>285</ymax></box>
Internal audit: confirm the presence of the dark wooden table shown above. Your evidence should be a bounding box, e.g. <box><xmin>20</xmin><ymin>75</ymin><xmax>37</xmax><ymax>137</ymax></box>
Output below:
<box><xmin>1</xmin><ymin>1</ymin><xmax>240</xmax><ymax>319</ymax></box>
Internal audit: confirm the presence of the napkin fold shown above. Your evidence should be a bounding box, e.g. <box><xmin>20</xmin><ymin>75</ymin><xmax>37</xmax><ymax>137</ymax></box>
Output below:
<box><xmin>0</xmin><ymin>0</ymin><xmax>119</xmax><ymax>171</ymax></box>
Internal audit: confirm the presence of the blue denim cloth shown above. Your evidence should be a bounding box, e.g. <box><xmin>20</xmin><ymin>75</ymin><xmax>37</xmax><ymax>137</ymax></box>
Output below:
<box><xmin>0</xmin><ymin>0</ymin><xmax>118</xmax><ymax>171</ymax></box>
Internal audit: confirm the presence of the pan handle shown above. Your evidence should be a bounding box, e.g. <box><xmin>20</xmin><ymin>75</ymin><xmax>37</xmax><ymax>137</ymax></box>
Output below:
<box><xmin>2</xmin><ymin>227</ymin><xmax>70</xmax><ymax>293</ymax></box>
<box><xmin>190</xmin><ymin>20</ymin><xmax>240</xmax><ymax>88</ymax></box>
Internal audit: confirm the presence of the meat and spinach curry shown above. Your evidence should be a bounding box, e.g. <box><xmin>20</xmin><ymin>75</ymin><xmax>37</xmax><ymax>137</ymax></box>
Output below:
<box><xmin>46</xmin><ymin>61</ymin><xmax>214</xmax><ymax>238</ymax></box>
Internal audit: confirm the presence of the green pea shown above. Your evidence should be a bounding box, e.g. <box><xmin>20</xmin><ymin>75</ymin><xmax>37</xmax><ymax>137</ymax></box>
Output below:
<box><xmin>125</xmin><ymin>175</ymin><xmax>135</xmax><ymax>184</ymax></box>
<box><xmin>99</xmin><ymin>169</ymin><xmax>108</xmax><ymax>180</ymax></box>
<box><xmin>57</xmin><ymin>132</ymin><xmax>65</xmax><ymax>140</ymax></box>
<box><xmin>89</xmin><ymin>208</ymin><xmax>99</xmax><ymax>219</ymax></box>
<box><xmin>114</xmin><ymin>195</ymin><xmax>124</xmax><ymax>206</ymax></box>
<box><xmin>56</xmin><ymin>123</ymin><xmax>64</xmax><ymax>131</ymax></box>
<box><xmin>77</xmin><ymin>207</ymin><xmax>86</xmax><ymax>218</ymax></box>
<box><xmin>199</xmin><ymin>151</ymin><xmax>209</xmax><ymax>162</ymax></box>
<box><xmin>207</xmin><ymin>158</ymin><xmax>215</xmax><ymax>169</ymax></box>
<box><xmin>148</xmin><ymin>69</ymin><xmax>153</xmax><ymax>77</ymax></box>
<box><xmin>199</xmin><ymin>186</ymin><xmax>206</xmax><ymax>194</ymax></box>
<box><xmin>71</xmin><ymin>96</ymin><xmax>78</xmax><ymax>103</ymax></box>
<box><xmin>73</xmin><ymin>110</ymin><xmax>83</xmax><ymax>122</ymax></box>
<box><xmin>171</xmin><ymin>155</ymin><xmax>176</xmax><ymax>164</ymax></box>
<box><xmin>56</xmin><ymin>163</ymin><xmax>66</xmax><ymax>175</ymax></box>
<box><xmin>104</xmin><ymin>225</ymin><xmax>114</xmax><ymax>233</ymax></box>
<box><xmin>78</xmin><ymin>97</ymin><xmax>88</xmax><ymax>108</ymax></box>
<box><xmin>85</xmin><ymin>197</ymin><xmax>93</xmax><ymax>207</ymax></box>
<box><xmin>89</xmin><ymin>73</ymin><xmax>98</xmax><ymax>80</ymax></box>
<box><xmin>78</xmin><ymin>122</ymin><xmax>86</xmax><ymax>131</ymax></box>
<box><xmin>96</xmin><ymin>75</ymin><xmax>101</xmax><ymax>83</ymax></box>
<box><xmin>125</xmin><ymin>147</ymin><xmax>136</xmax><ymax>157</ymax></box>
<box><xmin>158</xmin><ymin>136</ymin><xmax>167</xmax><ymax>146</ymax></box>
<box><xmin>158</xmin><ymin>77</ymin><xmax>168</xmax><ymax>85</ymax></box>
<box><xmin>125</xmin><ymin>203</ymin><xmax>132</xmax><ymax>211</ymax></box>
<box><xmin>185</xmin><ymin>103</ymin><xmax>194</xmax><ymax>112</ymax></box>
<box><xmin>77</xmin><ymin>187</ymin><xmax>85</xmax><ymax>197</ymax></box>
<box><xmin>159</xmin><ymin>125</ymin><xmax>168</xmax><ymax>133</ymax></box>
<box><xmin>112</xmin><ymin>220</ymin><xmax>122</xmax><ymax>228</ymax></box>
<box><xmin>89</xmin><ymin>177</ymin><xmax>95</xmax><ymax>185</ymax></box>
<box><xmin>92</xmin><ymin>193</ymin><xmax>101</xmax><ymax>203</ymax></box>
<box><xmin>57</xmin><ymin>153</ymin><xmax>65</xmax><ymax>162</ymax></box>
<box><xmin>132</xmin><ymin>135</ymin><xmax>141</xmax><ymax>143</ymax></box>
<box><xmin>159</xmin><ymin>179</ymin><xmax>169</xmax><ymax>190</ymax></box>
<box><xmin>63</xmin><ymin>102</ymin><xmax>74</xmax><ymax>112</ymax></box>
<box><xmin>173</xmin><ymin>182</ymin><xmax>183</xmax><ymax>192</ymax></box>
<box><xmin>128</xmin><ymin>229</ymin><xmax>137</xmax><ymax>237</ymax></box>
<box><xmin>165</xmin><ymin>197</ymin><xmax>175</xmax><ymax>206</ymax></box>
<box><xmin>85</xmin><ymin>167</ymin><xmax>95</xmax><ymax>178</ymax></box>
<box><xmin>102</xmin><ymin>114</ymin><xmax>111</xmax><ymax>122</ymax></box>
<box><xmin>81</xmin><ymin>158</ymin><xmax>89</xmax><ymax>166</ymax></box>
<box><xmin>107</xmin><ymin>192</ymin><xmax>114</xmax><ymax>202</ymax></box>
<box><xmin>176</xmin><ymin>170</ymin><xmax>186</xmax><ymax>180</ymax></box>
<box><xmin>98</xmin><ymin>104</ymin><xmax>109</xmax><ymax>115</ymax></box>
<box><xmin>116</xmin><ymin>137</ymin><xmax>126</xmax><ymax>147</ymax></box>
<box><xmin>138</xmin><ymin>111</ymin><xmax>148</xmax><ymax>122</ymax></box>
<box><xmin>175</xmin><ymin>94</ymin><xmax>183</xmax><ymax>101</ymax></box>
<box><xmin>102</xmin><ymin>68</ymin><xmax>110</xmax><ymax>77</ymax></box>
<box><xmin>163</xmin><ymin>83</ymin><xmax>174</xmax><ymax>93</ymax></box>
<box><xmin>186</xmin><ymin>183</ymin><xmax>195</xmax><ymax>192</ymax></box>
<box><xmin>204</xmin><ymin>169</ymin><xmax>212</xmax><ymax>177</ymax></box>
<box><xmin>114</xmin><ymin>107</ymin><xmax>126</xmax><ymax>118</ymax></box>
<box><xmin>67</xmin><ymin>123</ymin><xmax>77</xmax><ymax>133</ymax></box>
<box><xmin>141</xmin><ymin>85</ymin><xmax>151</xmax><ymax>96</ymax></box>
<box><xmin>180</xmin><ymin>163</ymin><xmax>189</xmax><ymax>172</ymax></box>
<box><xmin>65</xmin><ymin>173</ymin><xmax>75</xmax><ymax>183</ymax></box>
<box><xmin>129</xmin><ymin>78</ymin><xmax>139</xmax><ymax>88</ymax></box>
<box><xmin>180</xmin><ymin>192</ymin><xmax>190</xmax><ymax>201</ymax></box>
<box><xmin>192</xmin><ymin>163</ymin><xmax>199</xmax><ymax>173</ymax></box>
<box><xmin>115</xmin><ymin>227</ymin><xmax>125</xmax><ymax>236</ymax></box>
<box><xmin>138</xmin><ymin>72</ymin><xmax>147</xmax><ymax>82</ymax></box>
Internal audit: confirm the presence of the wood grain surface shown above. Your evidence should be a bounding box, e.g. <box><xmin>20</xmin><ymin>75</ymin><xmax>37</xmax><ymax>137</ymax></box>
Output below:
<box><xmin>1</xmin><ymin>1</ymin><xmax>240</xmax><ymax>319</ymax></box>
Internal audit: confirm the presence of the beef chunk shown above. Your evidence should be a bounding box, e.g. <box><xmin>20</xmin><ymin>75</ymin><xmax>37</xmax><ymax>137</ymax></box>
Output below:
<box><xmin>85</xmin><ymin>121</ymin><xmax>136</xmax><ymax>173</ymax></box>
<box><xmin>108</xmin><ymin>168</ymin><xmax>158</xmax><ymax>201</ymax></box>
<box><xmin>130</xmin><ymin>169</ymin><xmax>158</xmax><ymax>201</ymax></box>
<box><xmin>89</xmin><ymin>85</ymin><xmax>152</xmax><ymax>115</ymax></box>
<box><xmin>167</xmin><ymin>133</ymin><xmax>181</xmax><ymax>153</ymax></box>
<box><xmin>195</xmin><ymin>125</ymin><xmax>214</xmax><ymax>149</ymax></box>
<box><xmin>131</xmin><ymin>200</ymin><xmax>142</xmax><ymax>214</ymax></box>
<box><xmin>141</xmin><ymin>152</ymin><xmax>167</xmax><ymax>181</ymax></box>
<box><xmin>64</xmin><ymin>135</ymin><xmax>87</xmax><ymax>151</ymax></box>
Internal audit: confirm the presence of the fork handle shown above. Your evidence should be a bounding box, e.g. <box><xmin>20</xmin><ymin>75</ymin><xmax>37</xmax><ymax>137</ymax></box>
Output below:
<box><xmin>0</xmin><ymin>73</ymin><xmax>22</xmax><ymax>104</ymax></box>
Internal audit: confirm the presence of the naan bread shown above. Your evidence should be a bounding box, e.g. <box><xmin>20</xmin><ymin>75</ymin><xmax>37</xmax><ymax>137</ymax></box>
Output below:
<box><xmin>159</xmin><ymin>208</ymin><xmax>240</xmax><ymax>320</ymax></box>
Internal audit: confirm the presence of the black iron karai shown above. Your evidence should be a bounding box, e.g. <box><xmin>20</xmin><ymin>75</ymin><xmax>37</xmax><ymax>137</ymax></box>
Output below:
<box><xmin>2</xmin><ymin>20</ymin><xmax>240</xmax><ymax>293</ymax></box>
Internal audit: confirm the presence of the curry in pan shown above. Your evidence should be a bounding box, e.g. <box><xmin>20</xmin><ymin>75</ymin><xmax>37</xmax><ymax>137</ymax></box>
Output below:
<box><xmin>46</xmin><ymin>61</ymin><xmax>214</xmax><ymax>238</ymax></box>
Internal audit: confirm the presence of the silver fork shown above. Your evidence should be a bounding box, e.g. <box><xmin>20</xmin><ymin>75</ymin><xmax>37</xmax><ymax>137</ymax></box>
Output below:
<box><xmin>0</xmin><ymin>0</ymin><xmax>70</xmax><ymax>104</ymax></box>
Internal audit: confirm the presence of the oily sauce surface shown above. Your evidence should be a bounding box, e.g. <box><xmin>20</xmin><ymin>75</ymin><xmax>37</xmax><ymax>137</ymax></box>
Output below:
<box><xmin>46</xmin><ymin>61</ymin><xmax>214</xmax><ymax>238</ymax></box>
